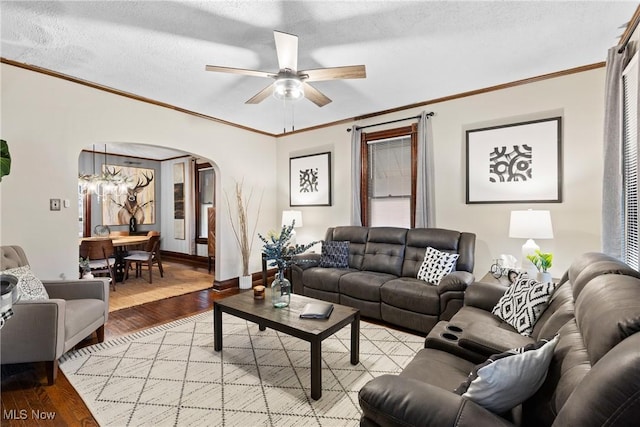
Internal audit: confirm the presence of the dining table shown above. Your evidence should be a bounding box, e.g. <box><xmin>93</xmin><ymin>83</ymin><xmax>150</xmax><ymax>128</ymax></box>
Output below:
<box><xmin>79</xmin><ymin>235</ymin><xmax>151</xmax><ymax>282</ymax></box>
<box><xmin>80</xmin><ymin>235</ymin><xmax>150</xmax><ymax>248</ymax></box>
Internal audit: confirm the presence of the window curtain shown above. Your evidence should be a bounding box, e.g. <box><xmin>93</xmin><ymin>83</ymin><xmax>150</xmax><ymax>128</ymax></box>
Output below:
<box><xmin>602</xmin><ymin>46</ymin><xmax>629</xmax><ymax>259</ymax></box>
<box><xmin>416</xmin><ymin>111</ymin><xmax>435</xmax><ymax>227</ymax></box>
<box><xmin>350</xmin><ymin>125</ymin><xmax>362</xmax><ymax>226</ymax></box>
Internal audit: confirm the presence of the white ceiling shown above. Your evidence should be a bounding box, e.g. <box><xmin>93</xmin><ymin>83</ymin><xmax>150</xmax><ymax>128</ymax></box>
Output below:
<box><xmin>2</xmin><ymin>1</ymin><xmax>638</xmax><ymax>139</ymax></box>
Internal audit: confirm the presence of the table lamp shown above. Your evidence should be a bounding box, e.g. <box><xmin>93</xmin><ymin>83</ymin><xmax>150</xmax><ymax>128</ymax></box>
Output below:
<box><xmin>282</xmin><ymin>210</ymin><xmax>303</xmax><ymax>245</ymax></box>
<box><xmin>509</xmin><ymin>209</ymin><xmax>554</xmax><ymax>271</ymax></box>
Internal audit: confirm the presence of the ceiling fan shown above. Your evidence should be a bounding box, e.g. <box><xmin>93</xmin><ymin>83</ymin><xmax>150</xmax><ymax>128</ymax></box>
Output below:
<box><xmin>205</xmin><ymin>31</ymin><xmax>366</xmax><ymax>107</ymax></box>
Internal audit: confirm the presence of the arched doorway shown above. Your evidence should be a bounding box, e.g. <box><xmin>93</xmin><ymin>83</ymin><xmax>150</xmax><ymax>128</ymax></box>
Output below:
<box><xmin>78</xmin><ymin>142</ymin><xmax>220</xmax><ymax>306</ymax></box>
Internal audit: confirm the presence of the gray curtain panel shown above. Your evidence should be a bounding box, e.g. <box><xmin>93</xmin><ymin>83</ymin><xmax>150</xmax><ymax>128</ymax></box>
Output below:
<box><xmin>416</xmin><ymin>111</ymin><xmax>436</xmax><ymax>228</ymax></box>
<box><xmin>602</xmin><ymin>46</ymin><xmax>628</xmax><ymax>259</ymax></box>
<box><xmin>350</xmin><ymin>125</ymin><xmax>362</xmax><ymax>226</ymax></box>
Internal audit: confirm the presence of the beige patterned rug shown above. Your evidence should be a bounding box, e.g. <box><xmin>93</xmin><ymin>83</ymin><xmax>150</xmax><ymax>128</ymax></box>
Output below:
<box><xmin>59</xmin><ymin>311</ymin><xmax>423</xmax><ymax>426</ymax></box>
<box><xmin>109</xmin><ymin>262</ymin><xmax>213</xmax><ymax>312</ymax></box>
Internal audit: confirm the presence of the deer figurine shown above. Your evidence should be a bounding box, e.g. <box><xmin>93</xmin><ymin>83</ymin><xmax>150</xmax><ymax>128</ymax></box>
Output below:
<box><xmin>113</xmin><ymin>171</ymin><xmax>154</xmax><ymax>225</ymax></box>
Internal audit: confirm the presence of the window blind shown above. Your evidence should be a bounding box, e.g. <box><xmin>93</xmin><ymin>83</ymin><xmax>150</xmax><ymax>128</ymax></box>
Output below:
<box><xmin>368</xmin><ymin>136</ymin><xmax>411</xmax><ymax>198</ymax></box>
<box><xmin>623</xmin><ymin>52</ymin><xmax>639</xmax><ymax>270</ymax></box>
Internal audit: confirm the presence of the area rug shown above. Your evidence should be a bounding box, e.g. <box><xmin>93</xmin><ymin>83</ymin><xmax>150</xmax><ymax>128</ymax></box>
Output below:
<box><xmin>59</xmin><ymin>311</ymin><xmax>423</xmax><ymax>426</ymax></box>
<box><xmin>109</xmin><ymin>261</ymin><xmax>213</xmax><ymax>312</ymax></box>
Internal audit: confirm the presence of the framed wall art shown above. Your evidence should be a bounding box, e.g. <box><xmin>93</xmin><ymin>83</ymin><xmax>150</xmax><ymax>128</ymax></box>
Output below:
<box><xmin>173</xmin><ymin>163</ymin><xmax>185</xmax><ymax>240</ymax></box>
<box><xmin>466</xmin><ymin>117</ymin><xmax>562</xmax><ymax>204</ymax></box>
<box><xmin>102</xmin><ymin>165</ymin><xmax>156</xmax><ymax>225</ymax></box>
<box><xmin>290</xmin><ymin>152</ymin><xmax>332</xmax><ymax>206</ymax></box>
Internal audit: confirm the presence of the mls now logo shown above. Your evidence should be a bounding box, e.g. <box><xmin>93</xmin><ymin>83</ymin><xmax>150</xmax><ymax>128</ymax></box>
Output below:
<box><xmin>3</xmin><ymin>409</ymin><xmax>56</xmax><ymax>420</ymax></box>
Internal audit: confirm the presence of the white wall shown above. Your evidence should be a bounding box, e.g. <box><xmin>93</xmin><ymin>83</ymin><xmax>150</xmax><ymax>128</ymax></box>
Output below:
<box><xmin>0</xmin><ymin>64</ymin><xmax>606</xmax><ymax>281</ymax></box>
<box><xmin>0</xmin><ymin>64</ymin><xmax>276</xmax><ymax>282</ymax></box>
<box><xmin>277</xmin><ymin>68</ymin><xmax>606</xmax><ymax>278</ymax></box>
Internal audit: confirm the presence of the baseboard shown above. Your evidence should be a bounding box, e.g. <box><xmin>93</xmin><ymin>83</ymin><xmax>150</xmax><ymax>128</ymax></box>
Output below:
<box><xmin>159</xmin><ymin>250</ymin><xmax>278</xmax><ymax>291</ymax></box>
<box><xmin>212</xmin><ymin>271</ymin><xmax>269</xmax><ymax>291</ymax></box>
<box><xmin>160</xmin><ymin>250</ymin><xmax>209</xmax><ymax>269</ymax></box>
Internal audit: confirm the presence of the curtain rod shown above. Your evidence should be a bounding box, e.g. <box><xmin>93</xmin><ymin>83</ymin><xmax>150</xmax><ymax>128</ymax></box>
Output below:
<box><xmin>346</xmin><ymin>112</ymin><xmax>434</xmax><ymax>132</ymax></box>
<box><xmin>618</xmin><ymin>7</ymin><xmax>640</xmax><ymax>54</ymax></box>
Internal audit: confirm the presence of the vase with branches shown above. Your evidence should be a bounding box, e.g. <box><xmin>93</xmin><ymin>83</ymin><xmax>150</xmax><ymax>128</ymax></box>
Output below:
<box><xmin>259</xmin><ymin>222</ymin><xmax>318</xmax><ymax>307</ymax></box>
<box><xmin>225</xmin><ymin>179</ymin><xmax>262</xmax><ymax>289</ymax></box>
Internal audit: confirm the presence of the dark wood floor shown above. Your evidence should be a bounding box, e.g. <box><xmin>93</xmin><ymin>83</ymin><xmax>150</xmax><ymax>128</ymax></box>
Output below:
<box><xmin>1</xmin><ymin>287</ymin><xmax>238</xmax><ymax>426</ymax></box>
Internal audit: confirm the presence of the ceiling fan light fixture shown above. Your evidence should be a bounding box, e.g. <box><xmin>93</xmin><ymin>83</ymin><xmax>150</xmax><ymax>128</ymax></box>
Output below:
<box><xmin>273</xmin><ymin>78</ymin><xmax>304</xmax><ymax>101</ymax></box>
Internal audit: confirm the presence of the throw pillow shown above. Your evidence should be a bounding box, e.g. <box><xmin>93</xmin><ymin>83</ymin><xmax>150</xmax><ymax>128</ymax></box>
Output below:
<box><xmin>319</xmin><ymin>241</ymin><xmax>350</xmax><ymax>268</ymax></box>
<box><xmin>417</xmin><ymin>247</ymin><xmax>459</xmax><ymax>285</ymax></box>
<box><xmin>491</xmin><ymin>275</ymin><xmax>556</xmax><ymax>336</ymax></box>
<box><xmin>454</xmin><ymin>335</ymin><xmax>559</xmax><ymax>414</ymax></box>
<box><xmin>0</xmin><ymin>265</ymin><xmax>49</xmax><ymax>301</ymax></box>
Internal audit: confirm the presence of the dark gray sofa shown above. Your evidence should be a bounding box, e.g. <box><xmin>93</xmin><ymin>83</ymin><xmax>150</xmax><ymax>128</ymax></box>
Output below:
<box><xmin>291</xmin><ymin>226</ymin><xmax>476</xmax><ymax>334</ymax></box>
<box><xmin>358</xmin><ymin>252</ymin><xmax>640</xmax><ymax>426</ymax></box>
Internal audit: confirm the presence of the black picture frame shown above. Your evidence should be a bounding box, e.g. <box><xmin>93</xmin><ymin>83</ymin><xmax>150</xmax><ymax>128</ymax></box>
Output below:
<box><xmin>289</xmin><ymin>152</ymin><xmax>332</xmax><ymax>206</ymax></box>
<box><xmin>466</xmin><ymin>117</ymin><xmax>562</xmax><ymax>204</ymax></box>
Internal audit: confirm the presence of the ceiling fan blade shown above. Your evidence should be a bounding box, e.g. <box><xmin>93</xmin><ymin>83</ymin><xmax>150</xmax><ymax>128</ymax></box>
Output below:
<box><xmin>301</xmin><ymin>65</ymin><xmax>367</xmax><ymax>82</ymax></box>
<box><xmin>274</xmin><ymin>31</ymin><xmax>298</xmax><ymax>71</ymax></box>
<box><xmin>205</xmin><ymin>65</ymin><xmax>273</xmax><ymax>79</ymax></box>
<box><xmin>303</xmin><ymin>82</ymin><xmax>332</xmax><ymax>107</ymax></box>
<box><xmin>245</xmin><ymin>83</ymin><xmax>275</xmax><ymax>104</ymax></box>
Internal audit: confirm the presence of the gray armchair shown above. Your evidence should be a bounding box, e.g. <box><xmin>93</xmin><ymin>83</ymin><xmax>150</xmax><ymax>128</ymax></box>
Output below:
<box><xmin>0</xmin><ymin>245</ymin><xmax>109</xmax><ymax>384</ymax></box>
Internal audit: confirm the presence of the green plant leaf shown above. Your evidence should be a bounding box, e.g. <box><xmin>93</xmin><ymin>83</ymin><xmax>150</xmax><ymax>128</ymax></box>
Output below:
<box><xmin>0</xmin><ymin>139</ymin><xmax>11</xmax><ymax>182</ymax></box>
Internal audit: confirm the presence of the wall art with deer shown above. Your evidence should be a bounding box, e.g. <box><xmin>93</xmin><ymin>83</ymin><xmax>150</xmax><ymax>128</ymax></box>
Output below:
<box><xmin>102</xmin><ymin>165</ymin><xmax>156</xmax><ymax>225</ymax></box>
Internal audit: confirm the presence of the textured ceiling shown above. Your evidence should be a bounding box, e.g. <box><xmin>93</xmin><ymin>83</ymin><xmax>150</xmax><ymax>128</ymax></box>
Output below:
<box><xmin>1</xmin><ymin>1</ymin><xmax>638</xmax><ymax>137</ymax></box>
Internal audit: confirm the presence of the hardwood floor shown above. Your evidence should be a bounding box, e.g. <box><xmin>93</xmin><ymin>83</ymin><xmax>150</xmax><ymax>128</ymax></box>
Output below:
<box><xmin>0</xmin><ymin>287</ymin><xmax>238</xmax><ymax>426</ymax></box>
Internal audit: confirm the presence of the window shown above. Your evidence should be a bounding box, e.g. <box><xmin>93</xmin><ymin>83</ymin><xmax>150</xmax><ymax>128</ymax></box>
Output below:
<box><xmin>195</xmin><ymin>163</ymin><xmax>215</xmax><ymax>244</ymax></box>
<box><xmin>360</xmin><ymin>125</ymin><xmax>417</xmax><ymax>227</ymax></box>
<box><xmin>623</xmin><ymin>52</ymin><xmax>639</xmax><ymax>269</ymax></box>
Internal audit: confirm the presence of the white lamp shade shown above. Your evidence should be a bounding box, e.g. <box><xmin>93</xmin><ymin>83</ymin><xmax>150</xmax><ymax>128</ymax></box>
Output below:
<box><xmin>282</xmin><ymin>210</ymin><xmax>303</xmax><ymax>228</ymax></box>
<box><xmin>509</xmin><ymin>210</ymin><xmax>554</xmax><ymax>239</ymax></box>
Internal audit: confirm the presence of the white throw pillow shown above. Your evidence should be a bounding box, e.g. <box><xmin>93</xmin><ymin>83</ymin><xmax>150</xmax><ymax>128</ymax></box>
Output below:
<box><xmin>455</xmin><ymin>335</ymin><xmax>559</xmax><ymax>414</ymax></box>
<box><xmin>0</xmin><ymin>265</ymin><xmax>49</xmax><ymax>301</ymax></box>
<box><xmin>417</xmin><ymin>247</ymin><xmax>459</xmax><ymax>285</ymax></box>
<box><xmin>492</xmin><ymin>275</ymin><xmax>556</xmax><ymax>336</ymax></box>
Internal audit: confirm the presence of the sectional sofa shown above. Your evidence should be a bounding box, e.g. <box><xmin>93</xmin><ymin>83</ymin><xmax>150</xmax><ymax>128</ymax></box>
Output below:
<box><xmin>291</xmin><ymin>226</ymin><xmax>476</xmax><ymax>334</ymax></box>
<box><xmin>358</xmin><ymin>252</ymin><xmax>640</xmax><ymax>426</ymax></box>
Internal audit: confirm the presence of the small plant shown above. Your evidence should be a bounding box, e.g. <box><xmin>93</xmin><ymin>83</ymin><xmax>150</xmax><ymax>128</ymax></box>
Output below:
<box><xmin>79</xmin><ymin>256</ymin><xmax>91</xmax><ymax>273</ymax></box>
<box><xmin>0</xmin><ymin>139</ymin><xmax>11</xmax><ymax>182</ymax></box>
<box><xmin>526</xmin><ymin>250</ymin><xmax>553</xmax><ymax>273</ymax></box>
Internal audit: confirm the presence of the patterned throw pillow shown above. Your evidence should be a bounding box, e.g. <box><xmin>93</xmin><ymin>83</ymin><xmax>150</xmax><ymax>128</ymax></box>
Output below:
<box><xmin>319</xmin><ymin>241</ymin><xmax>350</xmax><ymax>268</ymax></box>
<box><xmin>492</xmin><ymin>276</ymin><xmax>556</xmax><ymax>336</ymax></box>
<box><xmin>454</xmin><ymin>335</ymin><xmax>558</xmax><ymax>414</ymax></box>
<box><xmin>0</xmin><ymin>265</ymin><xmax>49</xmax><ymax>301</ymax></box>
<box><xmin>417</xmin><ymin>247</ymin><xmax>459</xmax><ymax>285</ymax></box>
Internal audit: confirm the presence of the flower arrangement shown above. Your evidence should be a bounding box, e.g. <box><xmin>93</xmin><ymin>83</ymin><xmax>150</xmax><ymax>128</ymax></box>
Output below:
<box><xmin>258</xmin><ymin>221</ymin><xmax>318</xmax><ymax>271</ymax></box>
<box><xmin>526</xmin><ymin>250</ymin><xmax>553</xmax><ymax>273</ymax></box>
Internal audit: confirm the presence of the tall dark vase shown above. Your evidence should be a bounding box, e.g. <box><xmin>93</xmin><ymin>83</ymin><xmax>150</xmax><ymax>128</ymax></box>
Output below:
<box><xmin>129</xmin><ymin>217</ymin><xmax>137</xmax><ymax>233</ymax></box>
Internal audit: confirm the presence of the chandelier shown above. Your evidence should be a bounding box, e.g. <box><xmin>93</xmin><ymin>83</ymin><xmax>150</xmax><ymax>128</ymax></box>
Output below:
<box><xmin>78</xmin><ymin>145</ymin><xmax>134</xmax><ymax>201</ymax></box>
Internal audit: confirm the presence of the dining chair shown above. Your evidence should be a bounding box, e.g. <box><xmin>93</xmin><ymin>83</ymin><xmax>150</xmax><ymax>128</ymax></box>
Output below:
<box><xmin>123</xmin><ymin>235</ymin><xmax>164</xmax><ymax>284</ymax></box>
<box><xmin>79</xmin><ymin>238</ymin><xmax>117</xmax><ymax>291</ymax></box>
<box><xmin>128</xmin><ymin>231</ymin><xmax>160</xmax><ymax>254</ymax></box>
<box><xmin>109</xmin><ymin>231</ymin><xmax>130</xmax><ymax>237</ymax></box>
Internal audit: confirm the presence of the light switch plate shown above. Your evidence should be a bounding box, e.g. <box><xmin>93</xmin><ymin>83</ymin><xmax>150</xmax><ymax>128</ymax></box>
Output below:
<box><xmin>50</xmin><ymin>198</ymin><xmax>61</xmax><ymax>211</ymax></box>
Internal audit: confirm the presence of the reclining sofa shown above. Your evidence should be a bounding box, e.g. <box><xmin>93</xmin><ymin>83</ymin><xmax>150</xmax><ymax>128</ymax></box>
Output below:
<box><xmin>358</xmin><ymin>252</ymin><xmax>640</xmax><ymax>426</ymax></box>
<box><xmin>291</xmin><ymin>226</ymin><xmax>476</xmax><ymax>334</ymax></box>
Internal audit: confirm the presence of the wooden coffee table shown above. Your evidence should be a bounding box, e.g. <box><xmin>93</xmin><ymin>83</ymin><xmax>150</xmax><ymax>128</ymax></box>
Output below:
<box><xmin>213</xmin><ymin>291</ymin><xmax>360</xmax><ymax>400</ymax></box>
